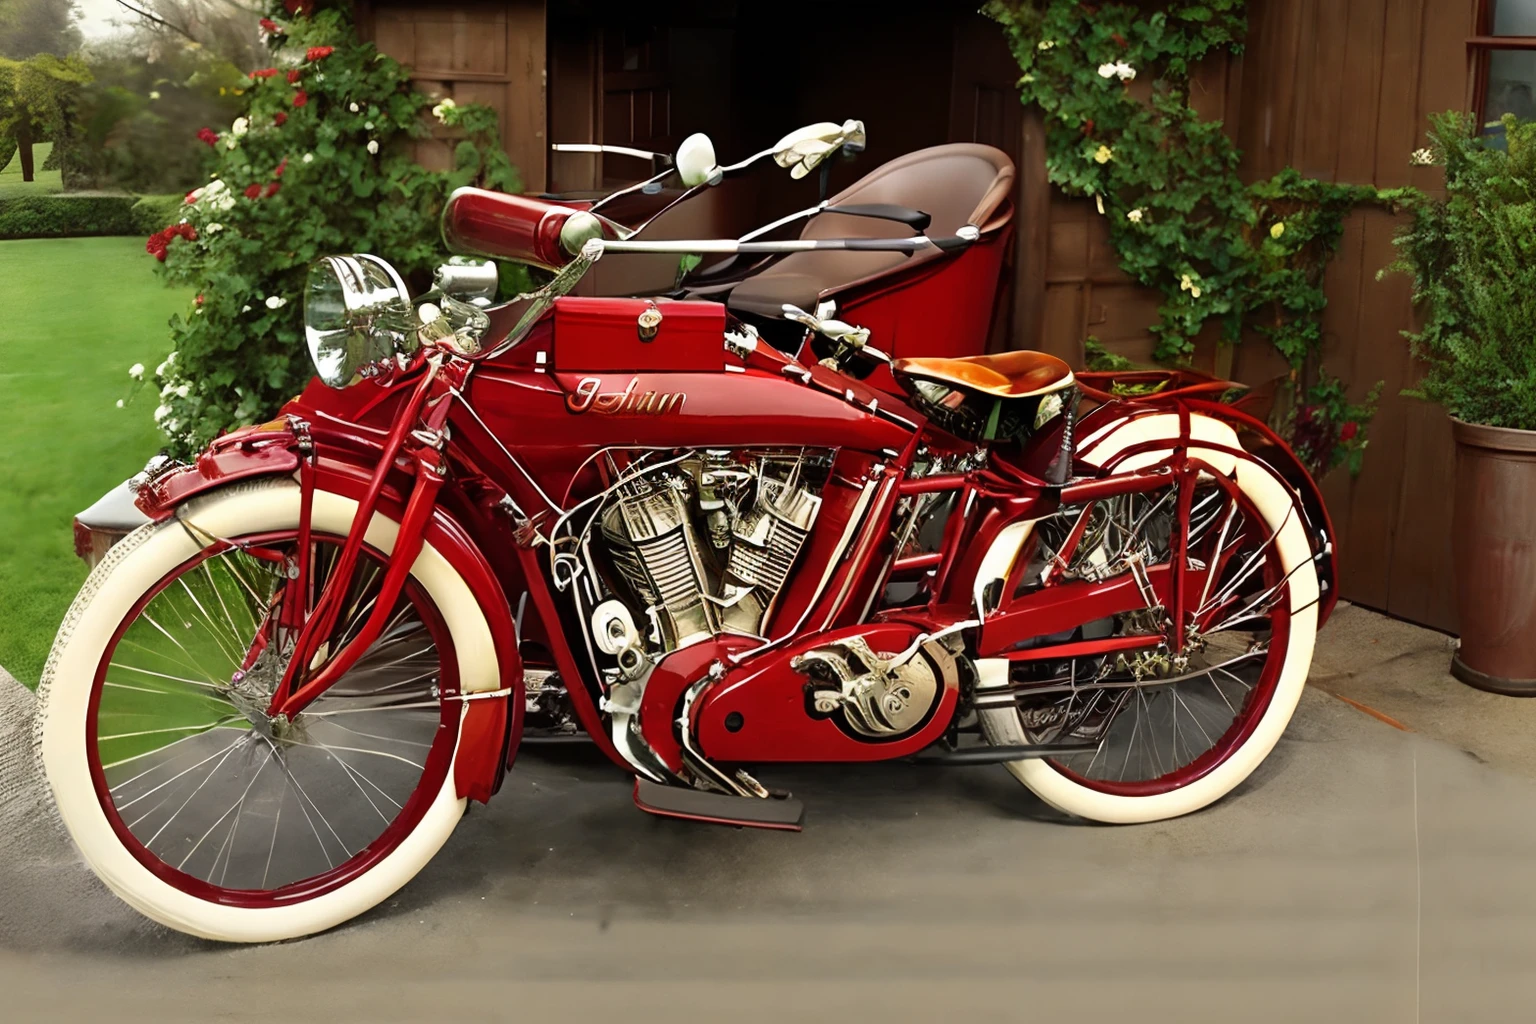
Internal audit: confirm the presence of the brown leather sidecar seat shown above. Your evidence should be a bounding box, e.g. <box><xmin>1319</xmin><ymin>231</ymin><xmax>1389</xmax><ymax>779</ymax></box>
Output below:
<box><xmin>720</xmin><ymin>143</ymin><xmax>1016</xmax><ymax>361</ymax></box>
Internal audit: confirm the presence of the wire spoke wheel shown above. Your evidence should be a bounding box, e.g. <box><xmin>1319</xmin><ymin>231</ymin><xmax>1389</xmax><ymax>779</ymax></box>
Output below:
<box><xmin>88</xmin><ymin>531</ymin><xmax>456</xmax><ymax>904</ymax></box>
<box><xmin>983</xmin><ymin>450</ymin><xmax>1317</xmax><ymax>820</ymax></box>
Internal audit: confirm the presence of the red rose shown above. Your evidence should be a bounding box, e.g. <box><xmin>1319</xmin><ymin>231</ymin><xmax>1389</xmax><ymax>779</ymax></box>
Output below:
<box><xmin>1340</xmin><ymin>421</ymin><xmax>1359</xmax><ymax>441</ymax></box>
<box><xmin>263</xmin><ymin>182</ymin><xmax>281</xmax><ymax>198</ymax></box>
<box><xmin>244</xmin><ymin>183</ymin><xmax>263</xmax><ymax>199</ymax></box>
<box><xmin>291</xmin><ymin>90</ymin><xmax>308</xmax><ymax>108</ymax></box>
<box><xmin>287</xmin><ymin>69</ymin><xmax>301</xmax><ymax>84</ymax></box>
<box><xmin>171</xmin><ymin>223</ymin><xmax>197</xmax><ymax>242</ymax></box>
<box><xmin>305</xmin><ymin>46</ymin><xmax>333</xmax><ymax>62</ymax></box>
<box><xmin>195</xmin><ymin>294</ymin><xmax>205</xmax><ymax>306</ymax></box>
<box><xmin>259</xmin><ymin>17</ymin><xmax>281</xmax><ymax>34</ymax></box>
<box><xmin>250</xmin><ymin>67</ymin><xmax>278</xmax><ymax>80</ymax></box>
<box><xmin>273</xmin><ymin>158</ymin><xmax>288</xmax><ymax>177</ymax></box>
<box><xmin>273</xmin><ymin>111</ymin><xmax>287</xmax><ymax>126</ymax></box>
<box><xmin>196</xmin><ymin>127</ymin><xmax>219</xmax><ymax>146</ymax></box>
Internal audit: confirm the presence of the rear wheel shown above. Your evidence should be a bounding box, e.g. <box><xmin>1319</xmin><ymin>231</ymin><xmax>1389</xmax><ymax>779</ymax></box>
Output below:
<box><xmin>979</xmin><ymin>447</ymin><xmax>1319</xmax><ymax>823</ymax></box>
<box><xmin>38</xmin><ymin>481</ymin><xmax>498</xmax><ymax>941</ymax></box>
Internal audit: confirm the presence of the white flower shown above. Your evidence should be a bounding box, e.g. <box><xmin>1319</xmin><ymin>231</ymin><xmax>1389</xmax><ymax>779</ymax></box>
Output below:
<box><xmin>165</xmin><ymin>419</ymin><xmax>181</xmax><ymax>434</ymax></box>
<box><xmin>364</xmin><ymin>120</ymin><xmax>374</xmax><ymax>130</ymax></box>
<box><xmin>231</xmin><ymin>116</ymin><xmax>249</xmax><ymax>137</ymax></box>
<box><xmin>204</xmin><ymin>222</ymin><xmax>223</xmax><ymax>234</ymax></box>
<box><xmin>153</xmin><ymin>404</ymin><xmax>171</xmax><ymax>423</ymax></box>
<box><xmin>1098</xmin><ymin>63</ymin><xmax>1118</xmax><ymax>78</ymax></box>
<box><xmin>1127</xmin><ymin>208</ymin><xmax>1144</xmax><ymax>223</ymax></box>
<box><xmin>204</xmin><ymin>179</ymin><xmax>226</xmax><ymax>196</ymax></box>
<box><xmin>367</xmin><ymin>139</ymin><xmax>379</xmax><ymax>155</ymax></box>
<box><xmin>149</xmin><ymin>90</ymin><xmax>161</xmax><ymax>100</ymax></box>
<box><xmin>349</xmin><ymin>102</ymin><xmax>360</xmax><ymax>113</ymax></box>
<box><xmin>225</xmin><ymin>137</ymin><xmax>238</xmax><ymax>150</ymax></box>
<box><xmin>302</xmin><ymin>152</ymin><xmax>314</xmax><ymax>163</ymax></box>
<box><xmin>1037</xmin><ymin>39</ymin><xmax>1056</xmax><ymax>50</ymax></box>
<box><xmin>241</xmin><ymin>304</ymin><xmax>252</xmax><ymax>313</ymax></box>
<box><xmin>1180</xmin><ymin>273</ymin><xmax>1204</xmax><ymax>299</ymax></box>
<box><xmin>431</xmin><ymin>97</ymin><xmax>457</xmax><ymax>122</ymax></box>
<box><xmin>265</xmin><ymin>295</ymin><xmax>287</xmax><ymax>310</ymax></box>
<box><xmin>166</xmin><ymin>351</ymin><xmax>176</xmax><ymax>366</ymax></box>
<box><xmin>185</xmin><ymin>186</ymin><xmax>204</xmax><ymax>204</ymax></box>
<box><xmin>1113</xmin><ymin>61</ymin><xmax>1136</xmax><ymax>80</ymax></box>
<box><xmin>1410</xmin><ymin>147</ymin><xmax>1436</xmax><ymax>166</ymax></box>
<box><xmin>214</xmin><ymin>193</ymin><xmax>235</xmax><ymax>211</ymax></box>
<box><xmin>115</xmin><ymin>399</ymin><xmax>124</xmax><ymax>409</ymax></box>
<box><xmin>128</xmin><ymin>362</ymin><xmax>144</xmax><ymax>380</ymax></box>
<box><xmin>174</xmin><ymin>383</ymin><xmax>191</xmax><ymax>398</ymax></box>
<box><xmin>1095</xmin><ymin>193</ymin><xmax>1105</xmax><ymax>215</ymax></box>
<box><xmin>155</xmin><ymin>359</ymin><xmax>168</xmax><ymax>377</ymax></box>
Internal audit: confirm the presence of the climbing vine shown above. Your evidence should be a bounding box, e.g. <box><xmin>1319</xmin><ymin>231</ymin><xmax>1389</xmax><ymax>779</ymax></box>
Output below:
<box><xmin>984</xmin><ymin>0</ymin><xmax>1406</xmax><ymax>476</ymax></box>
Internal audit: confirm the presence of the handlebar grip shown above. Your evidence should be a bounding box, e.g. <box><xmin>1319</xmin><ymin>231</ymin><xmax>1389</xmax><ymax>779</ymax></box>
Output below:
<box><xmin>442</xmin><ymin>187</ymin><xmax>583</xmax><ymax>271</ymax></box>
<box><xmin>823</xmin><ymin>203</ymin><xmax>932</xmax><ymax>232</ymax></box>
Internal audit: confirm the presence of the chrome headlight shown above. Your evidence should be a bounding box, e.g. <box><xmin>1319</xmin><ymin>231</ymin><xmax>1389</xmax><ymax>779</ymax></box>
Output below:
<box><xmin>303</xmin><ymin>254</ymin><xmax>418</xmax><ymax>388</ymax></box>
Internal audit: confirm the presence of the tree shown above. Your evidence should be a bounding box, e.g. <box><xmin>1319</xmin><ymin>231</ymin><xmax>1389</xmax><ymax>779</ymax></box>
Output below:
<box><xmin>0</xmin><ymin>53</ymin><xmax>91</xmax><ymax>181</ymax></box>
<box><xmin>106</xmin><ymin>1</ymin><xmax>267</xmax><ymax>72</ymax></box>
<box><xmin>0</xmin><ymin>0</ymin><xmax>82</xmax><ymax>60</ymax></box>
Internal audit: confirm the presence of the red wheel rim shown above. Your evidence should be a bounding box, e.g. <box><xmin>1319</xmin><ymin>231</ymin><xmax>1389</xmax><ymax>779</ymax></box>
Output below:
<box><xmin>85</xmin><ymin>531</ymin><xmax>459</xmax><ymax>908</ymax></box>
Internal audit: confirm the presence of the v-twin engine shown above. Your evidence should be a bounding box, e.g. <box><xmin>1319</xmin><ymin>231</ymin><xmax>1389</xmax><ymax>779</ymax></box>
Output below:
<box><xmin>597</xmin><ymin>450</ymin><xmax>829</xmax><ymax>657</ymax></box>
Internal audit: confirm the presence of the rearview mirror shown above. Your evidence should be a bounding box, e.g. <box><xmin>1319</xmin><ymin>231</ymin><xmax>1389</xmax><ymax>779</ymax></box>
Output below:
<box><xmin>675</xmin><ymin>133</ymin><xmax>719</xmax><ymax>187</ymax></box>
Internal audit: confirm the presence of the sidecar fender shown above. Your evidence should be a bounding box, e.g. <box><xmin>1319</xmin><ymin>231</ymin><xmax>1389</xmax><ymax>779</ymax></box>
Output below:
<box><xmin>95</xmin><ymin>417</ymin><xmax>522</xmax><ymax>802</ymax></box>
<box><xmin>1075</xmin><ymin>401</ymin><xmax>1338</xmax><ymax>628</ymax></box>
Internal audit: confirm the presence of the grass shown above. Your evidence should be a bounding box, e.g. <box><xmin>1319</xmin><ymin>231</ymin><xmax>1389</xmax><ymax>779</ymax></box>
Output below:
<box><xmin>0</xmin><ymin>236</ymin><xmax>192</xmax><ymax>687</ymax></box>
<box><xmin>0</xmin><ymin>142</ymin><xmax>64</xmax><ymax>199</ymax></box>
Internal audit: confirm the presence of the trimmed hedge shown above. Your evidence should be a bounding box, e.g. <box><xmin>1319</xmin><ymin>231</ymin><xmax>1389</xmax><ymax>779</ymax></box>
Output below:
<box><xmin>0</xmin><ymin>193</ymin><xmax>183</xmax><ymax>240</ymax></box>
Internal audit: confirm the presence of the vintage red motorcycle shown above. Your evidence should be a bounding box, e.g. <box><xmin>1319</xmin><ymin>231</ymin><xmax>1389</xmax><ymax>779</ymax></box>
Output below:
<box><xmin>39</xmin><ymin>122</ymin><xmax>1334</xmax><ymax>942</ymax></box>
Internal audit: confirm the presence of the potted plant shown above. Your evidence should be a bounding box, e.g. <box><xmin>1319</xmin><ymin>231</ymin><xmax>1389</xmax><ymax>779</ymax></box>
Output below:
<box><xmin>1389</xmin><ymin>111</ymin><xmax>1536</xmax><ymax>694</ymax></box>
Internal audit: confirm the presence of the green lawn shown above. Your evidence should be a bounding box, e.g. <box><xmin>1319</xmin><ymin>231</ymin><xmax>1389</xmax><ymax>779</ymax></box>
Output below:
<box><xmin>0</xmin><ymin>142</ymin><xmax>64</xmax><ymax>199</ymax></box>
<box><xmin>0</xmin><ymin>236</ymin><xmax>192</xmax><ymax>687</ymax></box>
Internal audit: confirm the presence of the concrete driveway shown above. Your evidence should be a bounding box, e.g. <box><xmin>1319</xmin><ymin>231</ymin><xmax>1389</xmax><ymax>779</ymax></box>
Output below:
<box><xmin>3</xmin><ymin>603</ymin><xmax>1535</xmax><ymax>1022</ymax></box>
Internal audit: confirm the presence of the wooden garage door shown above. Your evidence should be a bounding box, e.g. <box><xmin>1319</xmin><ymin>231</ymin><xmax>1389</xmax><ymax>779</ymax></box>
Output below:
<box><xmin>360</xmin><ymin>1</ymin><xmax>547</xmax><ymax>192</ymax></box>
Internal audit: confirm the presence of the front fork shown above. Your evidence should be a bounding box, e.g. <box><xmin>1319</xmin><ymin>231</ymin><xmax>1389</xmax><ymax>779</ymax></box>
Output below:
<box><xmin>264</xmin><ymin>361</ymin><xmax>451</xmax><ymax>721</ymax></box>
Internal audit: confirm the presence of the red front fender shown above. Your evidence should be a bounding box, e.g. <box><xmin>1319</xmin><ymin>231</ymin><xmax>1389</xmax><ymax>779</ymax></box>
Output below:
<box><xmin>134</xmin><ymin>415</ymin><xmax>523</xmax><ymax>802</ymax></box>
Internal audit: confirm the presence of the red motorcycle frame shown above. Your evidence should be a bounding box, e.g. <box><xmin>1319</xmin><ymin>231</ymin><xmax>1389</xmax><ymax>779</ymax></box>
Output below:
<box><xmin>129</xmin><ymin>286</ymin><xmax>1337</xmax><ymax>821</ymax></box>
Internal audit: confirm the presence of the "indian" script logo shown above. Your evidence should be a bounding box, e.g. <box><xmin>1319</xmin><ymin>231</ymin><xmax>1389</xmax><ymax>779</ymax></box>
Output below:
<box><xmin>565</xmin><ymin>376</ymin><xmax>686</xmax><ymax>416</ymax></box>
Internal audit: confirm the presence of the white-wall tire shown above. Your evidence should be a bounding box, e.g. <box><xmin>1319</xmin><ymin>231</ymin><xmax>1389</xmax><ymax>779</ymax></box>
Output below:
<box><xmin>979</xmin><ymin>413</ymin><xmax>1319</xmax><ymax>824</ymax></box>
<box><xmin>35</xmin><ymin>478</ymin><xmax>498</xmax><ymax>942</ymax></box>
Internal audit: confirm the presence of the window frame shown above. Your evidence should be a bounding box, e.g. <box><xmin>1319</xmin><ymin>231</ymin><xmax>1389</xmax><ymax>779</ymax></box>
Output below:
<box><xmin>1469</xmin><ymin>0</ymin><xmax>1536</xmax><ymax>126</ymax></box>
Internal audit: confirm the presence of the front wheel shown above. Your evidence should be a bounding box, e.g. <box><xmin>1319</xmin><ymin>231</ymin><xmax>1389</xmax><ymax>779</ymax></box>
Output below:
<box><xmin>36</xmin><ymin>479</ymin><xmax>499</xmax><ymax>942</ymax></box>
<box><xmin>979</xmin><ymin>434</ymin><xmax>1320</xmax><ymax>824</ymax></box>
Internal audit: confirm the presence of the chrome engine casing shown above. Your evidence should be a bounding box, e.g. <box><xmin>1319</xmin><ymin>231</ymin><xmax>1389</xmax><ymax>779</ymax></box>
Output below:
<box><xmin>597</xmin><ymin>450</ymin><xmax>826</xmax><ymax>657</ymax></box>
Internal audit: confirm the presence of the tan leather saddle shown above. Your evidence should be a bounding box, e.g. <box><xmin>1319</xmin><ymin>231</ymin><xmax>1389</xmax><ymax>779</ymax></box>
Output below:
<box><xmin>894</xmin><ymin>350</ymin><xmax>1075</xmax><ymax>400</ymax></box>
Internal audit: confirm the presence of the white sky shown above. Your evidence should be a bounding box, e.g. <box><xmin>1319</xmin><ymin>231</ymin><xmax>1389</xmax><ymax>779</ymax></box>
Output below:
<box><xmin>75</xmin><ymin>0</ymin><xmax>136</xmax><ymax>41</ymax></box>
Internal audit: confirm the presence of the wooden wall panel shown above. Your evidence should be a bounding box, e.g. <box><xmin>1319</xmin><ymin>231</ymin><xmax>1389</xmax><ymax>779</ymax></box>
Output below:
<box><xmin>363</xmin><ymin>1</ymin><xmax>546</xmax><ymax>191</ymax></box>
<box><xmin>1228</xmin><ymin>0</ymin><xmax>1471</xmax><ymax>632</ymax></box>
<box><xmin>1024</xmin><ymin>0</ymin><xmax>1472</xmax><ymax>630</ymax></box>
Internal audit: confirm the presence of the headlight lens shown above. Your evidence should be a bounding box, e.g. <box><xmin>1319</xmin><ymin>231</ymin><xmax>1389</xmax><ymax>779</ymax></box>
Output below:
<box><xmin>303</xmin><ymin>254</ymin><xmax>418</xmax><ymax>388</ymax></box>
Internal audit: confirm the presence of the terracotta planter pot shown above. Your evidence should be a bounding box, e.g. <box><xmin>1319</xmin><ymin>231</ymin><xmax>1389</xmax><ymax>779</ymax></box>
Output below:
<box><xmin>1450</xmin><ymin>418</ymin><xmax>1536</xmax><ymax>695</ymax></box>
